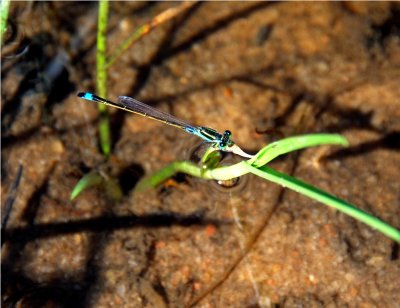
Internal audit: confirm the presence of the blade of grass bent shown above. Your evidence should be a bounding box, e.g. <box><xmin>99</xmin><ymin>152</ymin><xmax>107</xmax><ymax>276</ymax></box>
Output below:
<box><xmin>242</xmin><ymin>163</ymin><xmax>400</xmax><ymax>243</ymax></box>
<box><xmin>134</xmin><ymin>134</ymin><xmax>399</xmax><ymax>242</ymax></box>
<box><xmin>71</xmin><ymin>172</ymin><xmax>104</xmax><ymax>200</ymax></box>
<box><xmin>248</xmin><ymin>134</ymin><xmax>349</xmax><ymax>168</ymax></box>
<box><xmin>136</xmin><ymin>134</ymin><xmax>349</xmax><ymax>187</ymax></box>
<box><xmin>208</xmin><ymin>134</ymin><xmax>348</xmax><ymax>180</ymax></box>
<box><xmin>135</xmin><ymin>159</ymin><xmax>400</xmax><ymax>242</ymax></box>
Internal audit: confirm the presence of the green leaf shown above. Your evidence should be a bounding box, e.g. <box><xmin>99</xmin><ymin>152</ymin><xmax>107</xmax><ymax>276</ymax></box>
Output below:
<box><xmin>201</xmin><ymin>147</ymin><xmax>222</xmax><ymax>169</ymax></box>
<box><xmin>70</xmin><ymin>171</ymin><xmax>123</xmax><ymax>201</ymax></box>
<box><xmin>248</xmin><ymin>134</ymin><xmax>349</xmax><ymax>168</ymax></box>
<box><xmin>70</xmin><ymin>172</ymin><xmax>104</xmax><ymax>200</ymax></box>
<box><xmin>132</xmin><ymin>133</ymin><xmax>400</xmax><ymax>242</ymax></box>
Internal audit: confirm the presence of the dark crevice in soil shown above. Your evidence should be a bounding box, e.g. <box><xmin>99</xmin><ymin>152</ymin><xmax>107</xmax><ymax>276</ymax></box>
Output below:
<box><xmin>1</xmin><ymin>270</ymin><xmax>87</xmax><ymax>308</ymax></box>
<box><xmin>369</xmin><ymin>5</ymin><xmax>400</xmax><ymax>49</ymax></box>
<box><xmin>391</xmin><ymin>242</ymin><xmax>399</xmax><ymax>261</ymax></box>
<box><xmin>117</xmin><ymin>163</ymin><xmax>145</xmax><ymax>195</ymax></box>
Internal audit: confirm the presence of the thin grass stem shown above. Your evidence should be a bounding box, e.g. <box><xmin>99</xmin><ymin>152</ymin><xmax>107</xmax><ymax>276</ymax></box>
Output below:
<box><xmin>96</xmin><ymin>0</ymin><xmax>111</xmax><ymax>155</ymax></box>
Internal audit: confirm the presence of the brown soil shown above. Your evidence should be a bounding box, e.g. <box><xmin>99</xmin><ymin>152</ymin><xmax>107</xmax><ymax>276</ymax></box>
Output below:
<box><xmin>2</xmin><ymin>2</ymin><xmax>400</xmax><ymax>307</ymax></box>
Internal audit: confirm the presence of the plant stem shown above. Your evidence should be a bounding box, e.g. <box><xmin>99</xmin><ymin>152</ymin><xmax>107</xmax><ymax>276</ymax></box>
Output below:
<box><xmin>96</xmin><ymin>0</ymin><xmax>111</xmax><ymax>155</ymax></box>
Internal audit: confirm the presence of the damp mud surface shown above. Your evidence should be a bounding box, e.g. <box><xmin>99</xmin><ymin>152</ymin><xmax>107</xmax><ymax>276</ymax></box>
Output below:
<box><xmin>2</xmin><ymin>2</ymin><xmax>400</xmax><ymax>307</ymax></box>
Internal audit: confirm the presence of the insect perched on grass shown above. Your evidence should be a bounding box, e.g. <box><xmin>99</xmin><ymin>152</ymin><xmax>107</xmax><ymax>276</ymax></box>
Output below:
<box><xmin>78</xmin><ymin>92</ymin><xmax>253</xmax><ymax>158</ymax></box>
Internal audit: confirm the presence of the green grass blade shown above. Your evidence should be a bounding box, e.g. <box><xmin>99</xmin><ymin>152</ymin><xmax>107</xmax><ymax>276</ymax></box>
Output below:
<box><xmin>134</xmin><ymin>133</ymin><xmax>399</xmax><ymax>242</ymax></box>
<box><xmin>242</xmin><ymin>163</ymin><xmax>400</xmax><ymax>243</ymax></box>
<box><xmin>70</xmin><ymin>171</ymin><xmax>123</xmax><ymax>201</ymax></box>
<box><xmin>135</xmin><ymin>161</ymin><xmax>203</xmax><ymax>191</ymax></box>
<box><xmin>207</xmin><ymin>134</ymin><xmax>349</xmax><ymax>180</ymax></box>
<box><xmin>70</xmin><ymin>172</ymin><xmax>103</xmax><ymax>200</ymax></box>
<box><xmin>96</xmin><ymin>0</ymin><xmax>111</xmax><ymax>156</ymax></box>
<box><xmin>96</xmin><ymin>0</ymin><xmax>108</xmax><ymax>100</ymax></box>
<box><xmin>98</xmin><ymin>115</ymin><xmax>111</xmax><ymax>156</ymax></box>
<box><xmin>248</xmin><ymin>134</ymin><xmax>349</xmax><ymax>168</ymax></box>
<box><xmin>201</xmin><ymin>147</ymin><xmax>222</xmax><ymax>168</ymax></box>
<box><xmin>137</xmin><ymin>134</ymin><xmax>350</xmax><ymax>187</ymax></box>
<box><xmin>1</xmin><ymin>0</ymin><xmax>10</xmax><ymax>44</ymax></box>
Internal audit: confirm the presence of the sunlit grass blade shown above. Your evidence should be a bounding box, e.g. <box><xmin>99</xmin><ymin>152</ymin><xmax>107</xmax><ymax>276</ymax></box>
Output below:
<box><xmin>96</xmin><ymin>0</ymin><xmax>111</xmax><ymax>156</ymax></box>
<box><xmin>98</xmin><ymin>115</ymin><xmax>111</xmax><ymax>156</ymax></box>
<box><xmin>137</xmin><ymin>134</ymin><xmax>349</xmax><ymax>188</ymax></box>
<box><xmin>134</xmin><ymin>133</ymin><xmax>400</xmax><ymax>242</ymax></box>
<box><xmin>135</xmin><ymin>161</ymin><xmax>201</xmax><ymax>192</ymax></box>
<box><xmin>96</xmin><ymin>0</ymin><xmax>109</xmax><ymax>102</ymax></box>
<box><xmin>70</xmin><ymin>172</ymin><xmax>103</xmax><ymax>200</ymax></box>
<box><xmin>242</xmin><ymin>164</ymin><xmax>400</xmax><ymax>243</ymax></box>
<box><xmin>207</xmin><ymin>134</ymin><xmax>348</xmax><ymax>180</ymax></box>
<box><xmin>248</xmin><ymin>134</ymin><xmax>349</xmax><ymax>168</ymax></box>
<box><xmin>201</xmin><ymin>147</ymin><xmax>222</xmax><ymax>169</ymax></box>
<box><xmin>71</xmin><ymin>0</ymin><xmax>112</xmax><ymax>200</ymax></box>
<box><xmin>0</xmin><ymin>0</ymin><xmax>10</xmax><ymax>44</ymax></box>
<box><xmin>70</xmin><ymin>171</ymin><xmax>123</xmax><ymax>201</ymax></box>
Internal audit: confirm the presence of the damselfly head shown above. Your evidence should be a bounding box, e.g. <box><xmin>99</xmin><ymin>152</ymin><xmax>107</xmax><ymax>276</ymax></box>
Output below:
<box><xmin>218</xmin><ymin>130</ymin><xmax>232</xmax><ymax>150</ymax></box>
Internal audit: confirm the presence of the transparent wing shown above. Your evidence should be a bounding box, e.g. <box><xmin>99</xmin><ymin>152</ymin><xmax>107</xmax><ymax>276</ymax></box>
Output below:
<box><xmin>118</xmin><ymin>96</ymin><xmax>195</xmax><ymax>130</ymax></box>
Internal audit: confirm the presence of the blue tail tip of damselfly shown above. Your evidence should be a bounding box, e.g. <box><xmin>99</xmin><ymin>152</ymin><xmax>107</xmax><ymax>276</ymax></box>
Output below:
<box><xmin>77</xmin><ymin>92</ymin><xmax>95</xmax><ymax>101</ymax></box>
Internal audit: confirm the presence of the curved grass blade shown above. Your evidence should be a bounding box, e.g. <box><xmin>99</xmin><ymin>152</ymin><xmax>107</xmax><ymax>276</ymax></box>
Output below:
<box><xmin>70</xmin><ymin>171</ymin><xmax>123</xmax><ymax>201</ymax></box>
<box><xmin>242</xmin><ymin>163</ymin><xmax>400</xmax><ymax>243</ymax></box>
<box><xmin>248</xmin><ymin>134</ymin><xmax>349</xmax><ymax>168</ymax></box>
<box><xmin>70</xmin><ymin>172</ymin><xmax>103</xmax><ymax>200</ymax></box>
<box><xmin>134</xmin><ymin>133</ymin><xmax>400</xmax><ymax>242</ymax></box>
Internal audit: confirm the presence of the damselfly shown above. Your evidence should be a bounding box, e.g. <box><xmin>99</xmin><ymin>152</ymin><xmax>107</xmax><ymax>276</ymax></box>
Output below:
<box><xmin>77</xmin><ymin>92</ymin><xmax>252</xmax><ymax>158</ymax></box>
